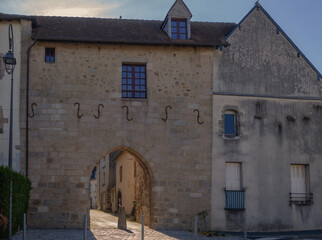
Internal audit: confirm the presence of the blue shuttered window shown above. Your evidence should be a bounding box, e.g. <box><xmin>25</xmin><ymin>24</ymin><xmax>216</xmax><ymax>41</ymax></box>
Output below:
<box><xmin>224</xmin><ymin>113</ymin><xmax>235</xmax><ymax>135</ymax></box>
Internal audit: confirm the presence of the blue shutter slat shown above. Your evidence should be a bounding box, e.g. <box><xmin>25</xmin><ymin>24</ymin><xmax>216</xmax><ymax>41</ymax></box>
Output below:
<box><xmin>224</xmin><ymin>114</ymin><xmax>235</xmax><ymax>135</ymax></box>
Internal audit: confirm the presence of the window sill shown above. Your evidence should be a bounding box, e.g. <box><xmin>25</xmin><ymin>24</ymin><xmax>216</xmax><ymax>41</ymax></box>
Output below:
<box><xmin>289</xmin><ymin>200</ymin><xmax>313</xmax><ymax>206</ymax></box>
<box><xmin>121</xmin><ymin>98</ymin><xmax>148</xmax><ymax>102</ymax></box>
<box><xmin>222</xmin><ymin>135</ymin><xmax>241</xmax><ymax>141</ymax></box>
<box><xmin>225</xmin><ymin>208</ymin><xmax>245</xmax><ymax>211</ymax></box>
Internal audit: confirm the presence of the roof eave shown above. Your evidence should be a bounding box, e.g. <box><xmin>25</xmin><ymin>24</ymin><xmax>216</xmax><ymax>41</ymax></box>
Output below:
<box><xmin>36</xmin><ymin>38</ymin><xmax>223</xmax><ymax>48</ymax></box>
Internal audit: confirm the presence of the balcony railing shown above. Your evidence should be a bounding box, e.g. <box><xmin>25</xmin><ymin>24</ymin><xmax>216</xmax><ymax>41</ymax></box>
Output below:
<box><xmin>289</xmin><ymin>192</ymin><xmax>313</xmax><ymax>205</ymax></box>
<box><xmin>225</xmin><ymin>189</ymin><xmax>245</xmax><ymax>210</ymax></box>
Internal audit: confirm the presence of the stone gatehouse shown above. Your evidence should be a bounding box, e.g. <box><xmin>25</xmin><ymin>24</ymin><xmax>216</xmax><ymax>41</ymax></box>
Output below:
<box><xmin>0</xmin><ymin>0</ymin><xmax>321</xmax><ymax>232</ymax></box>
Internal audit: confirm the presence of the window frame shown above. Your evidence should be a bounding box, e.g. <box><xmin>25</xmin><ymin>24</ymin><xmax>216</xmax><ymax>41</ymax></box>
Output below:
<box><xmin>224</xmin><ymin>110</ymin><xmax>238</xmax><ymax>138</ymax></box>
<box><xmin>122</xmin><ymin>63</ymin><xmax>147</xmax><ymax>99</ymax></box>
<box><xmin>290</xmin><ymin>164</ymin><xmax>312</xmax><ymax>205</ymax></box>
<box><xmin>45</xmin><ymin>48</ymin><xmax>55</xmax><ymax>63</ymax></box>
<box><xmin>225</xmin><ymin>162</ymin><xmax>245</xmax><ymax>210</ymax></box>
<box><xmin>120</xmin><ymin>165</ymin><xmax>123</xmax><ymax>182</ymax></box>
<box><xmin>171</xmin><ymin>19</ymin><xmax>187</xmax><ymax>40</ymax></box>
<box><xmin>225</xmin><ymin>162</ymin><xmax>242</xmax><ymax>191</ymax></box>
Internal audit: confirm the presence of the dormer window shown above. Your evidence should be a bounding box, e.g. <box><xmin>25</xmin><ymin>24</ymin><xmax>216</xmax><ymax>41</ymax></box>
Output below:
<box><xmin>161</xmin><ymin>0</ymin><xmax>192</xmax><ymax>40</ymax></box>
<box><xmin>171</xmin><ymin>19</ymin><xmax>187</xmax><ymax>39</ymax></box>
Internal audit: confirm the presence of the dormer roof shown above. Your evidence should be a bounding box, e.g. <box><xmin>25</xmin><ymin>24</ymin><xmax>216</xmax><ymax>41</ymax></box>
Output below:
<box><xmin>161</xmin><ymin>0</ymin><xmax>193</xmax><ymax>39</ymax></box>
<box><xmin>166</xmin><ymin>0</ymin><xmax>192</xmax><ymax>19</ymax></box>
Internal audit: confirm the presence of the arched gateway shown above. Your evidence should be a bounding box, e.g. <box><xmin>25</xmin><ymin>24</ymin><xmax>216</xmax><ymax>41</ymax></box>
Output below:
<box><xmin>90</xmin><ymin>146</ymin><xmax>153</xmax><ymax>226</ymax></box>
<box><xmin>24</xmin><ymin>42</ymin><xmax>213</xmax><ymax>230</ymax></box>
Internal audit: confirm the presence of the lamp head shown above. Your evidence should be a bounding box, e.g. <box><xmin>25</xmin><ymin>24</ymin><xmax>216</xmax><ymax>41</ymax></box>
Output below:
<box><xmin>3</xmin><ymin>50</ymin><xmax>16</xmax><ymax>74</ymax></box>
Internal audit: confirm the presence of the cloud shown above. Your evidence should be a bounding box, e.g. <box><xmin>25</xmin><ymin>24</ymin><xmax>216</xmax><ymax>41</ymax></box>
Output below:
<box><xmin>0</xmin><ymin>0</ymin><xmax>120</xmax><ymax>17</ymax></box>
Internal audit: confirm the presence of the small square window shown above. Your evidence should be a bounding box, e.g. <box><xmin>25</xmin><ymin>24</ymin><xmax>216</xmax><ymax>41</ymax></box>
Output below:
<box><xmin>45</xmin><ymin>48</ymin><xmax>55</xmax><ymax>63</ymax></box>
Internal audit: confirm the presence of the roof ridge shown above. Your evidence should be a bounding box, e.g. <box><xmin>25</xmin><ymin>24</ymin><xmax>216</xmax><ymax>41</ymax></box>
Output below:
<box><xmin>35</xmin><ymin>15</ymin><xmax>164</xmax><ymax>22</ymax></box>
<box><xmin>191</xmin><ymin>21</ymin><xmax>236</xmax><ymax>24</ymax></box>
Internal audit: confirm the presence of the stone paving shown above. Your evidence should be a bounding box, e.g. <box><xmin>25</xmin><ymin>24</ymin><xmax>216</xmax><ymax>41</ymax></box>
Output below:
<box><xmin>13</xmin><ymin>210</ymin><xmax>322</xmax><ymax>240</ymax></box>
<box><xmin>13</xmin><ymin>210</ymin><xmax>241</xmax><ymax>240</ymax></box>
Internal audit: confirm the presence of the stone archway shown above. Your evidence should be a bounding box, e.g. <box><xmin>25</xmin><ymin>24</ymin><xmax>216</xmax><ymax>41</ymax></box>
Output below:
<box><xmin>89</xmin><ymin>146</ymin><xmax>152</xmax><ymax>227</ymax></box>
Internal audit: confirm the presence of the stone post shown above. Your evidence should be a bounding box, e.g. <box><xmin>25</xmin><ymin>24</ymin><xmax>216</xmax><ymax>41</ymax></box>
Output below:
<box><xmin>118</xmin><ymin>207</ymin><xmax>127</xmax><ymax>230</ymax></box>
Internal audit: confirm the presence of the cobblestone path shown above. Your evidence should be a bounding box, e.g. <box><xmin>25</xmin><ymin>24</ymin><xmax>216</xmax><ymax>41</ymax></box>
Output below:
<box><xmin>13</xmin><ymin>210</ymin><xmax>239</xmax><ymax>240</ymax></box>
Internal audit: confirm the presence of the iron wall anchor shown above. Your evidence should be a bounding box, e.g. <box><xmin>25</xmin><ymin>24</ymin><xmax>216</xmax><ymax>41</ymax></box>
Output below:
<box><xmin>28</xmin><ymin>103</ymin><xmax>37</xmax><ymax>118</ymax></box>
<box><xmin>94</xmin><ymin>104</ymin><xmax>104</xmax><ymax>119</ymax></box>
<box><xmin>74</xmin><ymin>102</ymin><xmax>83</xmax><ymax>118</ymax></box>
<box><xmin>122</xmin><ymin>106</ymin><xmax>133</xmax><ymax>121</ymax></box>
<box><xmin>162</xmin><ymin>106</ymin><xmax>172</xmax><ymax>121</ymax></box>
<box><xmin>194</xmin><ymin>109</ymin><xmax>204</xmax><ymax>125</ymax></box>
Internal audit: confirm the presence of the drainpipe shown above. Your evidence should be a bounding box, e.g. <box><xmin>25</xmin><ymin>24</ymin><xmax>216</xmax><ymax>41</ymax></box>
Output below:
<box><xmin>26</xmin><ymin>38</ymin><xmax>37</xmax><ymax>177</ymax></box>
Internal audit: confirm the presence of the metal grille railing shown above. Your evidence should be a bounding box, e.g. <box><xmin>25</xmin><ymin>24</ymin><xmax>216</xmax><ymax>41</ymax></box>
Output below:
<box><xmin>289</xmin><ymin>192</ymin><xmax>313</xmax><ymax>205</ymax></box>
<box><xmin>225</xmin><ymin>190</ymin><xmax>245</xmax><ymax>210</ymax></box>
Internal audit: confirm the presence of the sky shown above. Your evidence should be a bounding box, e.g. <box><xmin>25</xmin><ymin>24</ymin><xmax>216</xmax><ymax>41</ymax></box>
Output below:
<box><xmin>0</xmin><ymin>0</ymin><xmax>321</xmax><ymax>74</ymax></box>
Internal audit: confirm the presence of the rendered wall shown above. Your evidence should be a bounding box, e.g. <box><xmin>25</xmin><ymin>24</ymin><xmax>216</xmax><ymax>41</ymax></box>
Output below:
<box><xmin>116</xmin><ymin>152</ymin><xmax>135</xmax><ymax>215</ymax></box>
<box><xmin>211</xmin><ymin>7</ymin><xmax>322</xmax><ymax>231</ymax></box>
<box><xmin>0</xmin><ymin>21</ymin><xmax>22</xmax><ymax>172</ymax></box>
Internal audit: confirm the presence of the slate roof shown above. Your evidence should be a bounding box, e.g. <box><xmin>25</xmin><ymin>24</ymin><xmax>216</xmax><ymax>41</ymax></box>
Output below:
<box><xmin>0</xmin><ymin>13</ymin><xmax>236</xmax><ymax>47</ymax></box>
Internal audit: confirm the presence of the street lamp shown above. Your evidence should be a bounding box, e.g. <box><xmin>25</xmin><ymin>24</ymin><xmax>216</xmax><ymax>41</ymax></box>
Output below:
<box><xmin>3</xmin><ymin>50</ymin><xmax>16</xmax><ymax>74</ymax></box>
<box><xmin>3</xmin><ymin>21</ymin><xmax>16</xmax><ymax>240</ymax></box>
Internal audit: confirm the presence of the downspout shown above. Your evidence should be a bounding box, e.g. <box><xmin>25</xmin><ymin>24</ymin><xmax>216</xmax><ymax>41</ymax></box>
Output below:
<box><xmin>26</xmin><ymin>38</ymin><xmax>37</xmax><ymax>177</ymax></box>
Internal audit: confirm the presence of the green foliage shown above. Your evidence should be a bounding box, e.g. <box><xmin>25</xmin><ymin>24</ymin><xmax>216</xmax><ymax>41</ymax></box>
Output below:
<box><xmin>0</xmin><ymin>166</ymin><xmax>31</xmax><ymax>238</ymax></box>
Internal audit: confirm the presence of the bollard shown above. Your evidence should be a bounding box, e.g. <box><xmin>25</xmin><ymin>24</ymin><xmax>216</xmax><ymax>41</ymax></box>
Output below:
<box><xmin>9</xmin><ymin>181</ymin><xmax>12</xmax><ymax>240</ymax></box>
<box><xmin>194</xmin><ymin>215</ymin><xmax>198</xmax><ymax>240</ymax></box>
<box><xmin>141</xmin><ymin>214</ymin><xmax>144</xmax><ymax>240</ymax></box>
<box><xmin>83</xmin><ymin>214</ymin><xmax>87</xmax><ymax>240</ymax></box>
<box><xmin>23</xmin><ymin>213</ymin><xmax>26</xmax><ymax>240</ymax></box>
<box><xmin>117</xmin><ymin>207</ymin><xmax>127</xmax><ymax>230</ymax></box>
<box><xmin>244</xmin><ymin>211</ymin><xmax>247</xmax><ymax>240</ymax></box>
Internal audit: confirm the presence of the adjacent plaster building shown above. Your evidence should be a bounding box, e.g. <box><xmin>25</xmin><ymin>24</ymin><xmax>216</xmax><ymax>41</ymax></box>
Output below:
<box><xmin>211</xmin><ymin>5</ymin><xmax>322</xmax><ymax>231</ymax></box>
<box><xmin>0</xmin><ymin>20</ymin><xmax>24</xmax><ymax>172</ymax></box>
<box><xmin>0</xmin><ymin>0</ymin><xmax>321</xmax><ymax>232</ymax></box>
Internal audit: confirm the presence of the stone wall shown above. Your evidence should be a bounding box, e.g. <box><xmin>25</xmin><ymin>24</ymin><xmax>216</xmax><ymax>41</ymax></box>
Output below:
<box><xmin>23</xmin><ymin>42</ymin><xmax>215</xmax><ymax>230</ymax></box>
<box><xmin>135</xmin><ymin>158</ymin><xmax>151</xmax><ymax>226</ymax></box>
<box><xmin>216</xmin><ymin>7</ymin><xmax>321</xmax><ymax>98</ymax></box>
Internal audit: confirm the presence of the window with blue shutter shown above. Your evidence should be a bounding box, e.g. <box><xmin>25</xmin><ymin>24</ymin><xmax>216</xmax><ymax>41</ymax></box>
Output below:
<box><xmin>224</xmin><ymin>113</ymin><xmax>235</xmax><ymax>135</ymax></box>
<box><xmin>45</xmin><ymin>48</ymin><xmax>55</xmax><ymax>63</ymax></box>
